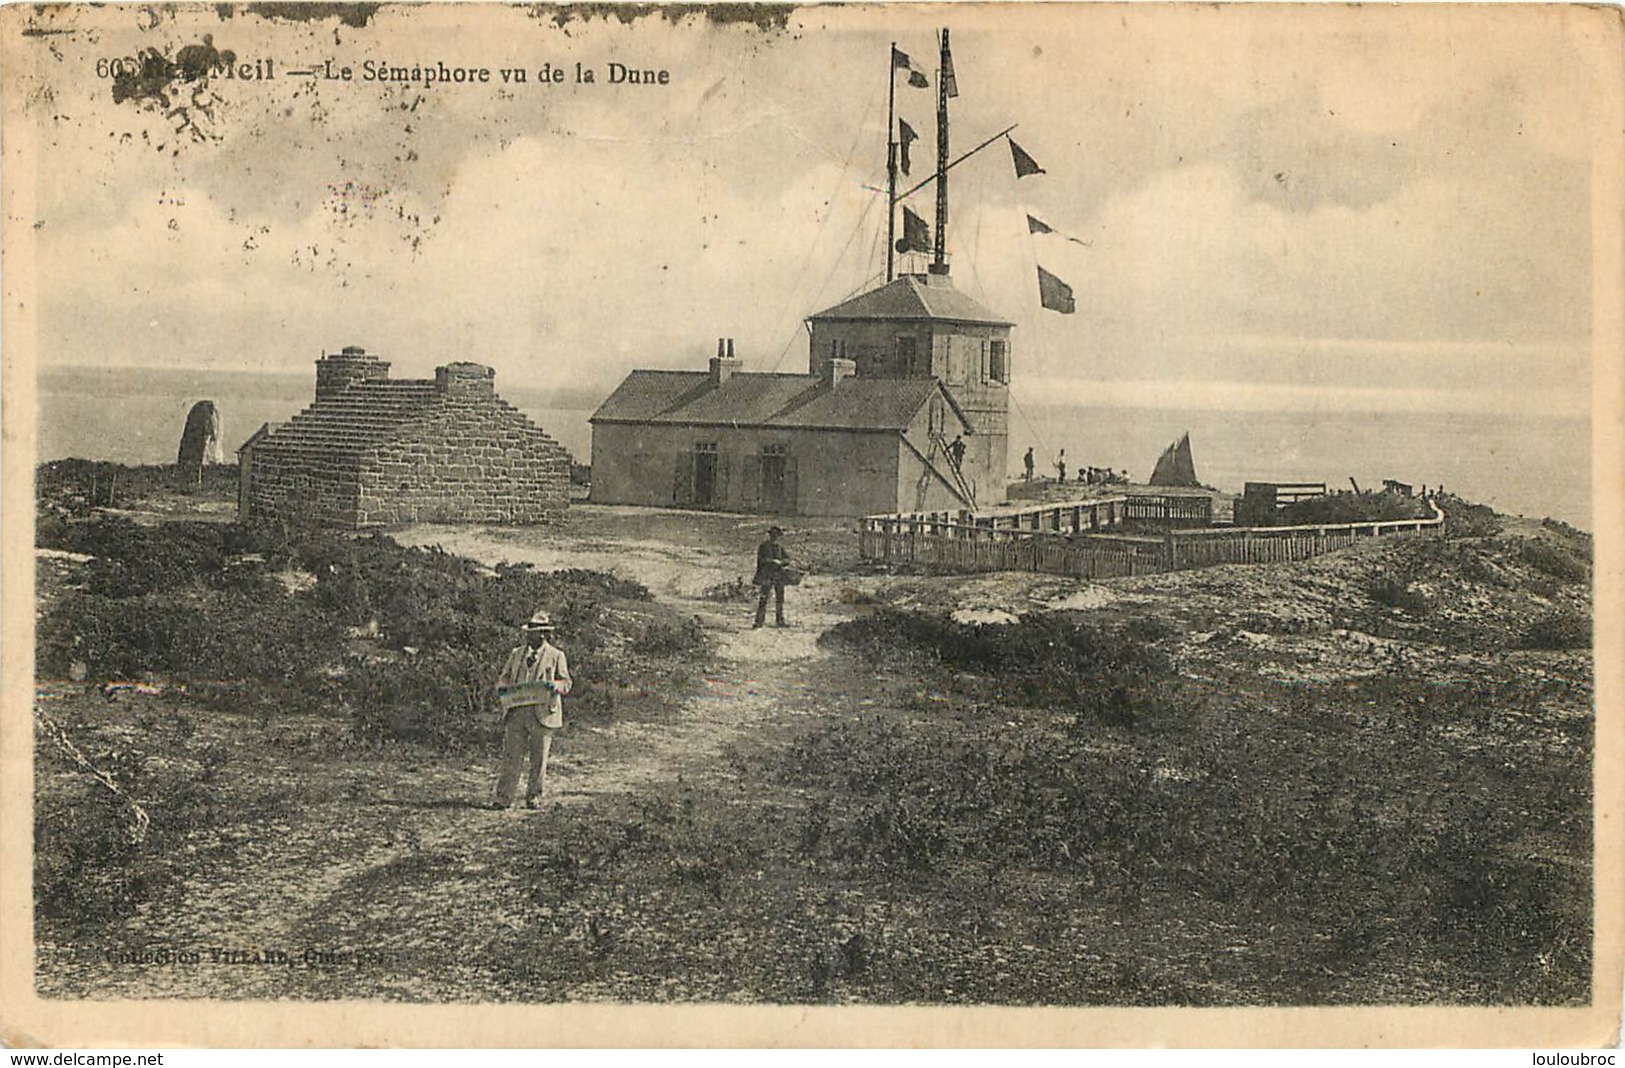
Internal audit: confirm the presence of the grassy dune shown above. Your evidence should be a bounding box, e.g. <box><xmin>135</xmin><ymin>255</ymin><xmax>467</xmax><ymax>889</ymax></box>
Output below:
<box><xmin>32</xmin><ymin>465</ymin><xmax>1592</xmax><ymax>1003</ymax></box>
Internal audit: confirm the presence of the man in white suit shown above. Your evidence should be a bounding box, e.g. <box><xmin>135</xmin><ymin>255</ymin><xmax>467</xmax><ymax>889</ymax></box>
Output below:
<box><xmin>492</xmin><ymin>610</ymin><xmax>571</xmax><ymax>809</ymax></box>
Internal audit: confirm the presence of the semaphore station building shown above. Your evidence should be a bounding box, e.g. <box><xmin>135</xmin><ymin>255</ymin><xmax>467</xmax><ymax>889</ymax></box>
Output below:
<box><xmin>589</xmin><ymin>268</ymin><xmax>1012</xmax><ymax>517</ymax></box>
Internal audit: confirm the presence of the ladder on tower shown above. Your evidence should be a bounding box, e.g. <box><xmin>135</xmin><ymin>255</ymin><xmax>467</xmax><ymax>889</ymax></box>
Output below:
<box><xmin>929</xmin><ymin>428</ymin><xmax>977</xmax><ymax>508</ymax></box>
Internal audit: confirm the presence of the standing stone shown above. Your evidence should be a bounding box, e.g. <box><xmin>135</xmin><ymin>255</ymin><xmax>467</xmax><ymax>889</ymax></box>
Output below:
<box><xmin>176</xmin><ymin>400</ymin><xmax>223</xmax><ymax>487</ymax></box>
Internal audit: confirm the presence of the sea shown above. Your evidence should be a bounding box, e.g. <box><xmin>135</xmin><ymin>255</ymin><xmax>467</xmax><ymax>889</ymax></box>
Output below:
<box><xmin>34</xmin><ymin>364</ymin><xmax>1594</xmax><ymax>530</ymax></box>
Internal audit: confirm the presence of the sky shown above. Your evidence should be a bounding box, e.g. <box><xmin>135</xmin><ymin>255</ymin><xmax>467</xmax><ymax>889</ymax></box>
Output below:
<box><xmin>6</xmin><ymin>3</ymin><xmax>1609</xmax><ymax>420</ymax></box>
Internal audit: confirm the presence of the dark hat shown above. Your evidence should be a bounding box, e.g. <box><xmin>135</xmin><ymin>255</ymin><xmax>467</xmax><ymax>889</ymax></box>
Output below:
<box><xmin>768</xmin><ymin>526</ymin><xmax>783</xmax><ymax>536</ymax></box>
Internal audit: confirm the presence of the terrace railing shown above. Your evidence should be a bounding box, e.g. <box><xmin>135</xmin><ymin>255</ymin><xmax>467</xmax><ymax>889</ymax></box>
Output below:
<box><xmin>967</xmin><ymin>492</ymin><xmax>1212</xmax><ymax>534</ymax></box>
<box><xmin>859</xmin><ymin>499</ymin><xmax>1443</xmax><ymax>577</ymax></box>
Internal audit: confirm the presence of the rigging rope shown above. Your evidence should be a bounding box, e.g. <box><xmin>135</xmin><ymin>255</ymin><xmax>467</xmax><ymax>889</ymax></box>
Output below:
<box><xmin>764</xmin><ymin>78</ymin><xmax>884</xmax><ymax>371</ymax></box>
<box><xmin>767</xmin><ymin>190</ymin><xmax>883</xmax><ymax>370</ymax></box>
<box><xmin>1010</xmin><ymin>145</ymin><xmax>1064</xmax><ymax>469</ymax></box>
<box><xmin>960</xmin><ymin>164</ymin><xmax>991</xmax><ymax>308</ymax></box>
<box><xmin>1008</xmin><ymin>386</ymin><xmax>1054</xmax><ymax>470</ymax></box>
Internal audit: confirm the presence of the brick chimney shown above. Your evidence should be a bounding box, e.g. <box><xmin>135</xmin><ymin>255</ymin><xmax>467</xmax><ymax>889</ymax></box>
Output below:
<box><xmin>435</xmin><ymin>361</ymin><xmax>496</xmax><ymax>401</ymax></box>
<box><xmin>315</xmin><ymin>345</ymin><xmax>391</xmax><ymax>402</ymax></box>
<box><xmin>825</xmin><ymin>357</ymin><xmax>856</xmax><ymax>387</ymax></box>
<box><xmin>709</xmin><ymin>337</ymin><xmax>740</xmax><ymax>386</ymax></box>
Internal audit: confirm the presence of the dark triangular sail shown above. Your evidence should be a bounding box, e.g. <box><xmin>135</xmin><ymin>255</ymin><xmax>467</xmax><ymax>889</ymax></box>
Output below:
<box><xmin>1149</xmin><ymin>432</ymin><xmax>1200</xmax><ymax>487</ymax></box>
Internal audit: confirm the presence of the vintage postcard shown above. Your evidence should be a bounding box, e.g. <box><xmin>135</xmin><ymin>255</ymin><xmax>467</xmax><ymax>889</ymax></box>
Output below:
<box><xmin>2</xmin><ymin>1</ymin><xmax>1621</xmax><ymax>1048</ymax></box>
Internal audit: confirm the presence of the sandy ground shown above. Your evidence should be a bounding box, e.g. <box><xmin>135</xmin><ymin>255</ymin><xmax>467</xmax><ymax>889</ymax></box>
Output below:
<box><xmin>393</xmin><ymin>512</ymin><xmax>864</xmax><ymax>803</ymax></box>
<box><xmin>36</xmin><ymin>504</ymin><xmax>1590</xmax><ymax>1000</ymax></box>
<box><xmin>38</xmin><ymin>509</ymin><xmax>883</xmax><ymax>999</ymax></box>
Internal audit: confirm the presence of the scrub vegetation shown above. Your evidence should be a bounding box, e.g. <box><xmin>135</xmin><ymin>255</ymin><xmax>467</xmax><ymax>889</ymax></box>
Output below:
<box><xmin>34</xmin><ymin>462</ymin><xmax>1591</xmax><ymax>1004</ymax></box>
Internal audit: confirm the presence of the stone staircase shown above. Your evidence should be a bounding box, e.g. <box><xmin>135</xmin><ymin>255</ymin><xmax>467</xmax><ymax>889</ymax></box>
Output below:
<box><xmin>260</xmin><ymin>382</ymin><xmax>441</xmax><ymax>455</ymax></box>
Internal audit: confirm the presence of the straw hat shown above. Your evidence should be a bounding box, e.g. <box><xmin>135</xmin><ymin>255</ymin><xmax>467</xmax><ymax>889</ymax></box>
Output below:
<box><xmin>521</xmin><ymin>610</ymin><xmax>555</xmax><ymax>631</ymax></box>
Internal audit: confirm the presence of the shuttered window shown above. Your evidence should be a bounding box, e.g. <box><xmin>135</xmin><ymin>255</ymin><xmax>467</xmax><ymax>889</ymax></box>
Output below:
<box><xmin>895</xmin><ymin>335</ymin><xmax>917</xmax><ymax>376</ymax></box>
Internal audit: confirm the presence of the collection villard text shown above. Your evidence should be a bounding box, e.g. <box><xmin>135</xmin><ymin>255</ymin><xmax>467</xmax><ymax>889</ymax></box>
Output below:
<box><xmin>96</xmin><ymin>55</ymin><xmax>671</xmax><ymax>87</ymax></box>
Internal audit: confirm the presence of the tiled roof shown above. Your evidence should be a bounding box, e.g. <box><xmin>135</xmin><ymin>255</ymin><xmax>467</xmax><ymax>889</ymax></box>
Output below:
<box><xmin>772</xmin><ymin>377</ymin><xmax>950</xmax><ymax>431</ymax></box>
<box><xmin>592</xmin><ymin>370</ymin><xmax>959</xmax><ymax>433</ymax></box>
<box><xmin>585</xmin><ymin>371</ymin><xmax>705</xmax><ymax>424</ymax></box>
<box><xmin>257</xmin><ymin>380</ymin><xmax>440</xmax><ymax>456</ymax></box>
<box><xmin>808</xmin><ymin>275</ymin><xmax>1012</xmax><ymax>326</ymax></box>
<box><xmin>590</xmin><ymin>371</ymin><xmax>811</xmax><ymax>425</ymax></box>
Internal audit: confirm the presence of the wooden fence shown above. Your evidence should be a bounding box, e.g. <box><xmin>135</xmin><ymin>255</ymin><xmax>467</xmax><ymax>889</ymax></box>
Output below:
<box><xmin>858</xmin><ymin>501</ymin><xmax>1442</xmax><ymax>577</ymax></box>
<box><xmin>858</xmin><ymin>521</ymin><xmax>1167</xmax><ymax>580</ymax></box>
<box><xmin>968</xmin><ymin>492</ymin><xmax>1212</xmax><ymax>534</ymax></box>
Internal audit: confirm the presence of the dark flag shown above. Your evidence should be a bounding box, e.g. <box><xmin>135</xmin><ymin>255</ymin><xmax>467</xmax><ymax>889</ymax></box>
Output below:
<box><xmin>892</xmin><ymin>46</ymin><xmax>929</xmax><ymax>89</ymax></box>
<box><xmin>1037</xmin><ymin>265</ymin><xmax>1075</xmax><ymax>314</ymax></box>
<box><xmin>897</xmin><ymin>206</ymin><xmax>931</xmax><ymax>254</ymax></box>
<box><xmin>1009</xmin><ymin>138</ymin><xmax>1046</xmax><ymax>178</ymax></box>
<box><xmin>898</xmin><ymin>119</ymin><xmax>918</xmax><ymax>175</ymax></box>
<box><xmin>1027</xmin><ymin>213</ymin><xmax>1093</xmax><ymax>246</ymax></box>
<box><xmin>941</xmin><ymin>37</ymin><xmax>958</xmax><ymax>98</ymax></box>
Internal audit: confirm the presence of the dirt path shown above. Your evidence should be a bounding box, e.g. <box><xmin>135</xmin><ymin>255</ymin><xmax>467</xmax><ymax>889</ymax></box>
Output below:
<box><xmin>39</xmin><ymin>517</ymin><xmax>875</xmax><ymax>1000</ymax></box>
<box><xmin>394</xmin><ymin>521</ymin><xmax>863</xmax><ymax>804</ymax></box>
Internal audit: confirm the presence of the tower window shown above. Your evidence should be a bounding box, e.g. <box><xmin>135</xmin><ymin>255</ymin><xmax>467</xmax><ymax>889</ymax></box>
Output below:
<box><xmin>895</xmin><ymin>335</ymin><xmax>918</xmax><ymax>375</ymax></box>
<box><xmin>990</xmin><ymin>339</ymin><xmax>1009</xmax><ymax>383</ymax></box>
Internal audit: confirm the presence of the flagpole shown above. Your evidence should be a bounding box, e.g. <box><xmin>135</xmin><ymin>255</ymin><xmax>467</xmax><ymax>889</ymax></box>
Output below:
<box><xmin>896</xmin><ymin>123</ymin><xmax>1017</xmax><ymax>202</ymax></box>
<box><xmin>886</xmin><ymin>42</ymin><xmax>898</xmax><ymax>284</ymax></box>
<box><xmin>933</xmin><ymin>27</ymin><xmax>949</xmax><ymax>271</ymax></box>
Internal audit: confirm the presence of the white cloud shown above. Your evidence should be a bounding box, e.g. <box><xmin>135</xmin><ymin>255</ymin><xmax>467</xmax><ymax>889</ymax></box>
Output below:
<box><xmin>19</xmin><ymin>3</ymin><xmax>1600</xmax><ymax>423</ymax></box>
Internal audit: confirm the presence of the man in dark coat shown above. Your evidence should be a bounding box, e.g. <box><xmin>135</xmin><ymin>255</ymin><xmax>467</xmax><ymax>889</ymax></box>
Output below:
<box><xmin>753</xmin><ymin>526</ymin><xmax>791</xmax><ymax>629</ymax></box>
